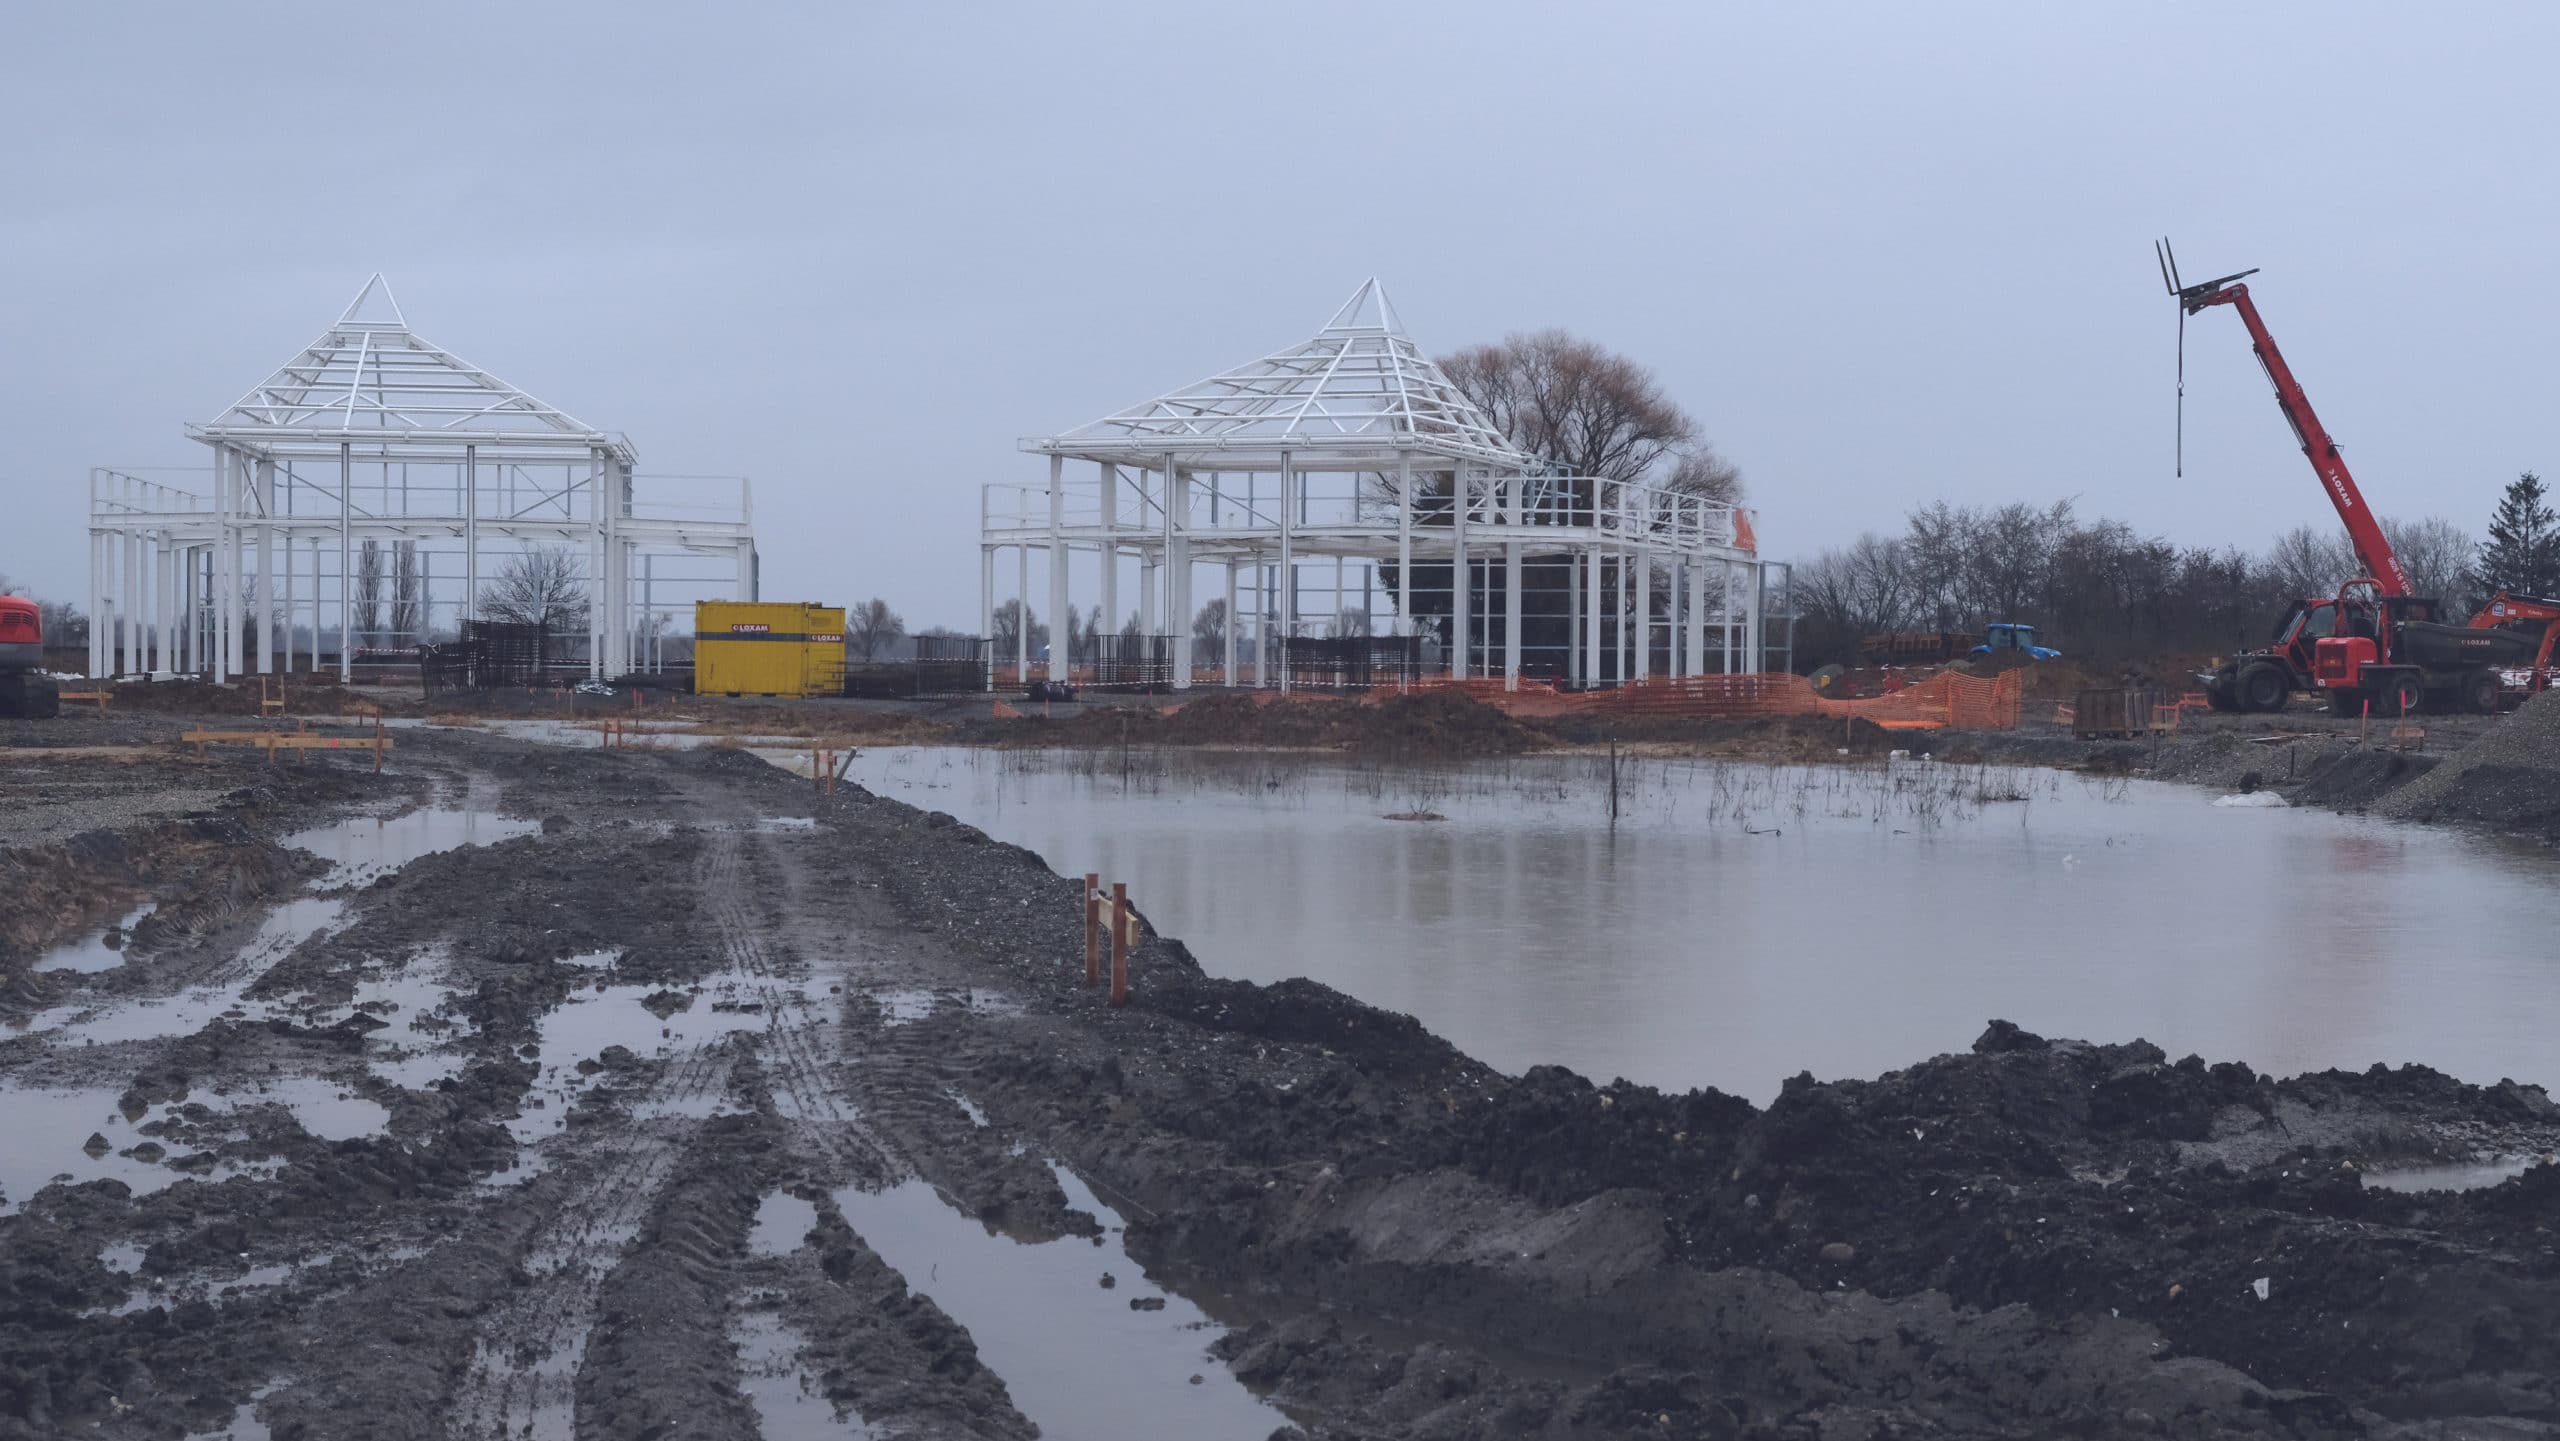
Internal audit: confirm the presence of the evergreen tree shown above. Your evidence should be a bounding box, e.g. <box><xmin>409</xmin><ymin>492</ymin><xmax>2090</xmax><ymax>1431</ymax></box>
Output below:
<box><xmin>2474</xmin><ymin>471</ymin><xmax>2560</xmax><ymax>597</ymax></box>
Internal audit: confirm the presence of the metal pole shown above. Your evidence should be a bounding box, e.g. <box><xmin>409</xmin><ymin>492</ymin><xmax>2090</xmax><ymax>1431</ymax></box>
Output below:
<box><xmin>1223</xmin><ymin>562</ymin><xmax>1239</xmax><ymax>687</ymax></box>
<box><xmin>338</xmin><ymin>442</ymin><xmax>353</xmax><ymax>683</ymax></box>
<box><xmin>1015</xmin><ymin>540</ymin><xmax>1030</xmax><ymax>685</ymax></box>
<box><xmin>1504</xmin><ymin>472</ymin><xmax>1523</xmax><ymax>688</ymax></box>
<box><xmin>254</xmin><ymin>459</ymin><xmax>274</xmax><ymax>674</ymax></box>
<box><xmin>1450</xmin><ymin>467</ymin><xmax>1468</xmax><ymax>680</ymax></box>
<box><xmin>1275</xmin><ymin>452</ymin><xmax>1292</xmax><ymax>692</ymax></box>
<box><xmin>1098</xmin><ymin>461</ymin><xmax>1118</xmax><ymax>642</ymax></box>
<box><xmin>1395</xmin><ymin>451</ymin><xmax>1412</xmax><ymax>638</ymax></box>
<box><xmin>1047</xmin><ymin>454</ymin><xmax>1067</xmax><ymax>682</ymax></box>
<box><xmin>463</xmin><ymin>443</ymin><xmax>477</xmax><ymax>626</ymax></box>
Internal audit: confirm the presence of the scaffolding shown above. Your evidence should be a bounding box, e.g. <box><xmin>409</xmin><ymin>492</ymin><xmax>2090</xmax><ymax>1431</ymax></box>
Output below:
<box><xmin>985</xmin><ymin>280</ymin><xmax>1786</xmax><ymax>692</ymax></box>
<box><xmin>84</xmin><ymin>276</ymin><xmax>758</xmax><ymax>684</ymax></box>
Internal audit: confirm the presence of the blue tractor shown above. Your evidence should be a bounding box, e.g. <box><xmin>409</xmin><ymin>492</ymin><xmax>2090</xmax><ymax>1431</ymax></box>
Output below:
<box><xmin>1972</xmin><ymin>623</ymin><xmax>2060</xmax><ymax>661</ymax></box>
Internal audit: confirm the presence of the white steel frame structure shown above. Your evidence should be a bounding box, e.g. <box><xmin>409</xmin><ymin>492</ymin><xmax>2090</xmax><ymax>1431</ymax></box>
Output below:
<box><xmin>85</xmin><ymin>277</ymin><xmax>757</xmax><ymax>683</ymax></box>
<box><xmin>988</xmin><ymin>280</ymin><xmax>1779</xmax><ymax>690</ymax></box>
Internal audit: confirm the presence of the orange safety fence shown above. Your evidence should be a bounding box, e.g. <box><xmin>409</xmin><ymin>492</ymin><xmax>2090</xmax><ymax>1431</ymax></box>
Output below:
<box><xmin>1398</xmin><ymin>668</ymin><xmax>2024</xmax><ymax>730</ymax></box>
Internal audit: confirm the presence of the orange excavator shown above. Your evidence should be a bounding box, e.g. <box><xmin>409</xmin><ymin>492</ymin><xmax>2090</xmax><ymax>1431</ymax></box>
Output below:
<box><xmin>0</xmin><ymin>595</ymin><xmax>61</xmax><ymax>718</ymax></box>
<box><xmin>2161</xmin><ymin>241</ymin><xmax>2560</xmax><ymax>714</ymax></box>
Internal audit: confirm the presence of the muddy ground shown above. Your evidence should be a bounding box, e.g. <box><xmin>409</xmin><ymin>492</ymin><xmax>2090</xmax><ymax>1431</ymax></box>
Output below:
<box><xmin>5</xmin><ymin>712</ymin><xmax>2560</xmax><ymax>1439</ymax></box>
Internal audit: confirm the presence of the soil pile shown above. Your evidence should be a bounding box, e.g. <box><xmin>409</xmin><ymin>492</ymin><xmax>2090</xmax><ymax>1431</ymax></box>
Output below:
<box><xmin>2374</xmin><ymin>685</ymin><xmax>2560</xmax><ymax>837</ymax></box>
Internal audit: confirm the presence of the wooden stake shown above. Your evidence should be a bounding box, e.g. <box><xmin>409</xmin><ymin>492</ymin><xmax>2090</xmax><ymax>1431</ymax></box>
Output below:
<box><xmin>1109</xmin><ymin>882</ymin><xmax>1130</xmax><ymax>1007</ymax></box>
<box><xmin>1083</xmin><ymin>873</ymin><xmax>1101</xmax><ymax>988</ymax></box>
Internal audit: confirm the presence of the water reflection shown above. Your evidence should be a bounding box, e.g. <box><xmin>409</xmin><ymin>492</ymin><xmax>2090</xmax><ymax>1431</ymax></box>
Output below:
<box><xmin>850</xmin><ymin>748</ymin><xmax>2560</xmax><ymax>1102</ymax></box>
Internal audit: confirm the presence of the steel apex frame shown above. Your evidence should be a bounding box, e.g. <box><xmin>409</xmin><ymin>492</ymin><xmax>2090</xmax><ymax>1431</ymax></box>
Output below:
<box><xmin>988</xmin><ymin>281</ymin><xmax>1776</xmax><ymax>693</ymax></box>
<box><xmin>86</xmin><ymin>277</ymin><xmax>756</xmax><ymax>685</ymax></box>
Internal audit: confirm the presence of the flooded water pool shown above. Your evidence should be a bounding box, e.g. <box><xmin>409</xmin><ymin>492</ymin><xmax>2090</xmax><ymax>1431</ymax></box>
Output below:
<box><xmin>286</xmin><ymin>806</ymin><xmax>540</xmax><ymax>886</ymax></box>
<box><xmin>836</xmin><ymin>1164</ymin><xmax>1288</xmax><ymax>1439</ymax></box>
<box><xmin>848</xmin><ymin>747</ymin><xmax>2560</xmax><ymax>1102</ymax></box>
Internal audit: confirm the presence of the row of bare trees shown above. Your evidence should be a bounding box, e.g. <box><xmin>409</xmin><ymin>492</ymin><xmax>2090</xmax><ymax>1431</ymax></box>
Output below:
<box><xmin>1791</xmin><ymin>504</ymin><xmax>2483</xmax><ymax>666</ymax></box>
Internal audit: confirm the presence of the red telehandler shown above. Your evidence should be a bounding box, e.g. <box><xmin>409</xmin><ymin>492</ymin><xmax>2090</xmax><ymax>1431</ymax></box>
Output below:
<box><xmin>0</xmin><ymin>595</ymin><xmax>62</xmax><ymax>718</ymax></box>
<box><xmin>2160</xmin><ymin>241</ymin><xmax>2556</xmax><ymax>715</ymax></box>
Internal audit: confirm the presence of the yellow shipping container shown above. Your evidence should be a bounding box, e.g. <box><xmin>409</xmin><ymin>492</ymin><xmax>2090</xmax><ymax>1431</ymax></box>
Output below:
<box><xmin>693</xmin><ymin>601</ymin><xmax>846</xmax><ymax>698</ymax></box>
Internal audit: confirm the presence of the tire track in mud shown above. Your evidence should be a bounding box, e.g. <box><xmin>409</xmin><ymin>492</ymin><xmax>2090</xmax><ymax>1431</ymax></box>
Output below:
<box><xmin>457</xmin><ymin>813</ymin><xmax>895</xmax><ymax>1441</ymax></box>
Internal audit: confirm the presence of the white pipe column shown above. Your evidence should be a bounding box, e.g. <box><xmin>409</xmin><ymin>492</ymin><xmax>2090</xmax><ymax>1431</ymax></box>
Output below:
<box><xmin>1170</xmin><ymin>466</ymin><xmax>1192</xmax><ymax>689</ymax></box>
<box><xmin>462</xmin><ymin>443</ymin><xmax>478</xmax><ymax>629</ymax></box>
<box><xmin>1394</xmin><ymin>451</ymin><xmax>1412</xmax><ymax>640</ymax></box>
<box><xmin>1449</xmin><ymin>467</ymin><xmax>1468</xmax><ymax>681</ymax></box>
<box><xmin>337</xmin><ymin>443</ymin><xmax>353</xmax><ymax>683</ymax></box>
<box><xmin>1585</xmin><ymin>539</ymin><xmax>1603</xmax><ymax>685</ymax></box>
<box><xmin>1679</xmin><ymin>547</ymin><xmax>1699</xmax><ymax>675</ymax></box>
<box><xmin>1742</xmin><ymin>558</ymin><xmax>1763</xmax><ymax>672</ymax></box>
<box><xmin>1097</xmin><ymin>462</ymin><xmax>1118</xmax><ymax>639</ymax></box>
<box><xmin>1045</xmin><ymin>454</ymin><xmax>1068</xmax><ymax>676</ymax></box>
<box><xmin>117</xmin><ymin>481</ymin><xmax>137</xmax><ymax>677</ymax></box>
<box><xmin>254</xmin><ymin>459</ymin><xmax>274</xmax><ymax>674</ymax></box>
<box><xmin>1503</xmin><ymin>471</ymin><xmax>1523</xmax><ymax>688</ymax></box>
<box><xmin>308</xmin><ymin>538</ymin><xmax>322</xmax><ymax>671</ymax></box>
<box><xmin>1274</xmin><ymin>452</ymin><xmax>1292</xmax><ymax>692</ymax></box>
<box><xmin>1223</xmin><ymin>561</ymin><xmax>1239</xmax><ymax>686</ymax></box>
<box><xmin>1635</xmin><ymin>542</ymin><xmax>1653</xmax><ymax>683</ymax></box>
<box><xmin>212</xmin><ymin>449</ymin><xmax>232</xmax><ymax>682</ymax></box>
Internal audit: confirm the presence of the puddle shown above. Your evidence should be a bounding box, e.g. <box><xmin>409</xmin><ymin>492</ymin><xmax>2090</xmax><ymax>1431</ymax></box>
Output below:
<box><xmin>182</xmin><ymin>1382</ymin><xmax>279</xmax><ymax>1441</ymax></box>
<box><xmin>33</xmin><ymin>904</ymin><xmax>155</xmax><ymax>974</ymax></box>
<box><xmin>109</xmin><ymin>1257</ymin><xmax>330</xmax><ymax>1316</ymax></box>
<box><xmin>560</xmin><ymin>949</ymin><xmax>621</xmax><ymax>970</ymax></box>
<box><xmin>100</xmin><ymin>1242</ymin><xmax>146</xmax><ymax>1274</ymax></box>
<box><xmin>947</xmin><ymin>1091</ymin><xmax>990</xmax><ymax>1129</ymax></box>
<box><xmin>210</xmin><ymin>1077</ymin><xmax>390</xmax><ymax>1142</ymax></box>
<box><xmin>286</xmin><ymin>807</ymin><xmax>540</xmax><ymax>887</ymax></box>
<box><xmin>0</xmin><ymin>1089</ymin><xmax>189</xmax><ymax>1214</ymax></box>
<box><xmin>506</xmin><ymin>980</ymin><xmax>784</xmax><ymax>1143</ymax></box>
<box><xmin>749</xmin><ymin>1191</ymin><xmax>822</xmax><ymax>1256</ymax></box>
<box><xmin>732</xmin><ymin>1307</ymin><xmax>879</xmax><ymax>1438</ymax></box>
<box><xmin>869</xmin><ymin>988</ymin><xmax>1021</xmax><ymax>1027</ymax></box>
<box><xmin>337</xmin><ymin>960</ymin><xmax>478</xmax><ymax>1092</ymax></box>
<box><xmin>835</xmin><ymin>1166</ymin><xmax>1286</xmax><ymax>1439</ymax></box>
<box><xmin>23</xmin><ymin>899</ymin><xmax>347</xmax><ymax>1044</ymax></box>
<box><xmin>2363</xmin><ymin>1156</ymin><xmax>2550</xmax><ymax>1192</ymax></box>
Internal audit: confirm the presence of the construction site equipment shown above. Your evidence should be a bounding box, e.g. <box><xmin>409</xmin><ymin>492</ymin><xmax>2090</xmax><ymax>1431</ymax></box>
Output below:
<box><xmin>0</xmin><ymin>596</ymin><xmax>62</xmax><ymax>718</ymax></box>
<box><xmin>694</xmin><ymin>601</ymin><xmax>845</xmax><ymax>698</ymax></box>
<box><xmin>2158</xmin><ymin>242</ymin><xmax>2478</xmax><ymax>713</ymax></box>
<box><xmin>1860</xmin><ymin>624</ymin><xmax>2060</xmax><ymax>667</ymax></box>
<box><xmin>2072</xmin><ymin>688</ymin><xmax>2177</xmax><ymax>740</ymax></box>
<box><xmin>420</xmin><ymin>622</ymin><xmax>550</xmax><ymax>695</ymax></box>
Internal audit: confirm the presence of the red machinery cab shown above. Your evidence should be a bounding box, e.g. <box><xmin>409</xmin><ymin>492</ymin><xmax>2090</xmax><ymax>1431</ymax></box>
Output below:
<box><xmin>0</xmin><ymin>595</ymin><xmax>42</xmax><ymax>671</ymax></box>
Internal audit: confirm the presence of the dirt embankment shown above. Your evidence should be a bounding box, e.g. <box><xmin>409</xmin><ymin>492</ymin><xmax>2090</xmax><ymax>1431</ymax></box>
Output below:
<box><xmin>7</xmin><ymin>725</ymin><xmax>2560</xmax><ymax>1439</ymax></box>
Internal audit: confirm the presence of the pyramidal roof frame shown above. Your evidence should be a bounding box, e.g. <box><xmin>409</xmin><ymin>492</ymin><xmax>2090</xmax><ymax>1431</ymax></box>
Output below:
<box><xmin>191</xmin><ymin>274</ymin><xmax>628</xmax><ymax>460</ymax></box>
<box><xmin>1028</xmin><ymin>279</ymin><xmax>1531</xmax><ymax>470</ymax></box>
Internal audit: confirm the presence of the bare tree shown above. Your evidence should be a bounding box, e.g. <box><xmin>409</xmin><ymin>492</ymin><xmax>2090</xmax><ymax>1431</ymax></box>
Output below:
<box><xmin>354</xmin><ymin>540</ymin><xmax>385</xmax><ymax>640</ymax></box>
<box><xmin>478</xmin><ymin>545</ymin><xmax>589</xmax><ymax>632</ymax></box>
<box><xmin>389</xmin><ymin>540</ymin><xmax>423</xmax><ymax>641</ymax></box>
<box><xmin>1663</xmin><ymin>443</ymin><xmax>1744</xmax><ymax>507</ymax></box>
<box><xmin>1438</xmin><ymin>331</ymin><xmax>1709</xmax><ymax>493</ymax></box>
<box><xmin>2262</xmin><ymin>524</ymin><xmax>2355</xmax><ymax>602</ymax></box>
<box><xmin>846</xmin><ymin>597</ymin><xmax>905</xmax><ymax>661</ymax></box>
<box><xmin>989</xmin><ymin>599</ymin><xmax>1045</xmax><ymax>654</ymax></box>
<box><xmin>1335</xmin><ymin>606</ymin><xmax>1370</xmax><ymax>637</ymax></box>
<box><xmin>1191</xmin><ymin>598</ymin><xmax>1228</xmax><ymax>666</ymax></box>
<box><xmin>2380</xmin><ymin>515</ymin><xmax>2476</xmax><ymax>611</ymax></box>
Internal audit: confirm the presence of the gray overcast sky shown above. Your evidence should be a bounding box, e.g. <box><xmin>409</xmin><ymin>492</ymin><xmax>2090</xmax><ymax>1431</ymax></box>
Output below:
<box><xmin>5</xmin><ymin>3</ymin><xmax>2555</xmax><ymax>627</ymax></box>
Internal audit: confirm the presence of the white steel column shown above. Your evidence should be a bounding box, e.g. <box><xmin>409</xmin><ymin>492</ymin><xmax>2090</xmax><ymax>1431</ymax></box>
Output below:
<box><xmin>1098</xmin><ymin>462</ymin><xmax>1119</xmax><ymax>638</ymax></box>
<box><xmin>1635</xmin><ymin>546</ymin><xmax>1652</xmax><ymax>682</ymax></box>
<box><xmin>1046</xmin><ymin>454</ymin><xmax>1068</xmax><ymax>678</ymax></box>
<box><xmin>1223</xmin><ymin>561</ymin><xmax>1239</xmax><ymax>687</ymax></box>
<box><xmin>1584</xmin><ymin>542</ymin><xmax>1603</xmax><ymax>685</ymax></box>
<box><xmin>337</xmin><ymin>443</ymin><xmax>353</xmax><ymax>683</ymax></box>
<box><xmin>309</xmin><ymin>538</ymin><xmax>322</xmax><ymax>672</ymax></box>
<box><xmin>463</xmin><ymin>443</ymin><xmax>478</xmax><ymax>627</ymax></box>
<box><xmin>1567</xmin><ymin>553</ymin><xmax>1582</xmax><ymax>686</ymax></box>
<box><xmin>1274</xmin><ymin>453</ymin><xmax>1292</xmax><ymax>692</ymax></box>
<box><xmin>1170</xmin><ymin>467</ymin><xmax>1192</xmax><ymax>689</ymax></box>
<box><xmin>1450</xmin><ymin>468</ymin><xmax>1468</xmax><ymax>681</ymax></box>
<box><xmin>1687</xmin><ymin>552</ymin><xmax>1708</xmax><ymax>677</ymax></box>
<box><xmin>1503</xmin><ymin>472</ymin><xmax>1523</xmax><ymax>688</ymax></box>
<box><xmin>255</xmin><ymin>459</ymin><xmax>275</xmax><ymax>674</ymax></box>
<box><xmin>1394</xmin><ymin>451</ymin><xmax>1412</xmax><ymax>639</ymax></box>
